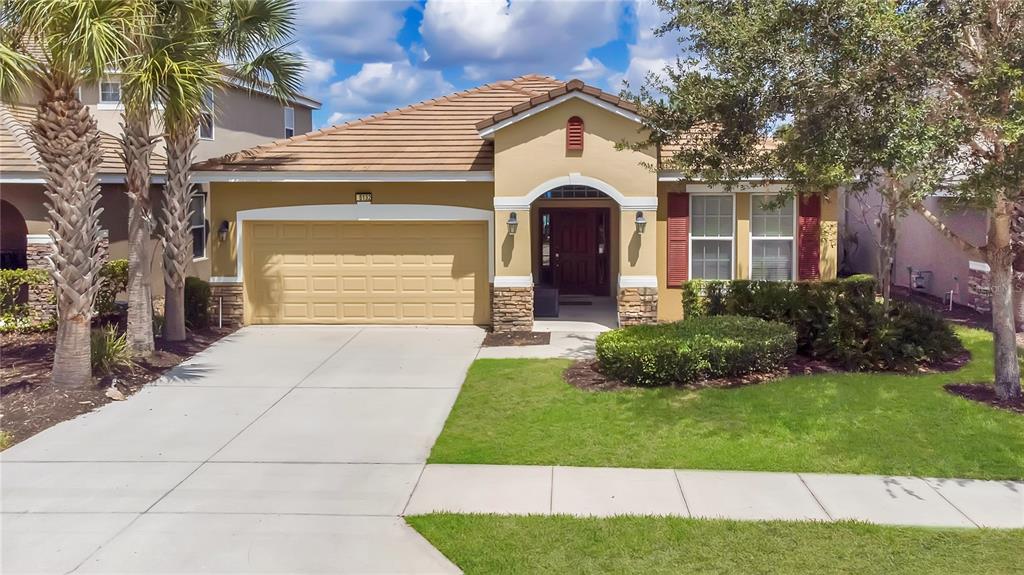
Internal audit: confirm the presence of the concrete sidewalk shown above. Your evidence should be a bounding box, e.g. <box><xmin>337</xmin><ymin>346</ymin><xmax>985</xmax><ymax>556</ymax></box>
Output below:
<box><xmin>404</xmin><ymin>464</ymin><xmax>1024</xmax><ymax>529</ymax></box>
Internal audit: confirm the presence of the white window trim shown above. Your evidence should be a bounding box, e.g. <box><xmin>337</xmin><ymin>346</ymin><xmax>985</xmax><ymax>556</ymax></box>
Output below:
<box><xmin>283</xmin><ymin>106</ymin><xmax>295</xmax><ymax>138</ymax></box>
<box><xmin>190</xmin><ymin>190</ymin><xmax>208</xmax><ymax>261</ymax></box>
<box><xmin>688</xmin><ymin>193</ymin><xmax>736</xmax><ymax>280</ymax></box>
<box><xmin>97</xmin><ymin>77</ymin><xmax>122</xmax><ymax>110</ymax></box>
<box><xmin>199</xmin><ymin>89</ymin><xmax>215</xmax><ymax>141</ymax></box>
<box><xmin>748</xmin><ymin>193</ymin><xmax>798</xmax><ymax>281</ymax></box>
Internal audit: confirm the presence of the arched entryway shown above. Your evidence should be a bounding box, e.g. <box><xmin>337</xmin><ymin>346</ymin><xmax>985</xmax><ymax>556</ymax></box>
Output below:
<box><xmin>1</xmin><ymin>200</ymin><xmax>28</xmax><ymax>269</ymax></box>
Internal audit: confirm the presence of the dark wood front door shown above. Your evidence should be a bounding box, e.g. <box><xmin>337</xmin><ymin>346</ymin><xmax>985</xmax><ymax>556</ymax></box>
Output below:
<box><xmin>541</xmin><ymin>208</ymin><xmax>609</xmax><ymax>296</ymax></box>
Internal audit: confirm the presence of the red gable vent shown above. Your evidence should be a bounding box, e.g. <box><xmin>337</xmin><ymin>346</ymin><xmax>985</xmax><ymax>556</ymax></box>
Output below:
<box><xmin>667</xmin><ymin>192</ymin><xmax>690</xmax><ymax>286</ymax></box>
<box><xmin>798</xmin><ymin>194</ymin><xmax>821</xmax><ymax>280</ymax></box>
<box><xmin>566</xmin><ymin>116</ymin><xmax>584</xmax><ymax>151</ymax></box>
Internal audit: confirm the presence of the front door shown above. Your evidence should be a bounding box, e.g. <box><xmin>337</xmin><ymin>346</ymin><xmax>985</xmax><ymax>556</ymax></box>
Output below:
<box><xmin>542</xmin><ymin>208</ymin><xmax>609</xmax><ymax>296</ymax></box>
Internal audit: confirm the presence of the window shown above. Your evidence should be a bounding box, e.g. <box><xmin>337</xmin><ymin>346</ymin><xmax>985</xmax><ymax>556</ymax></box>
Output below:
<box><xmin>199</xmin><ymin>89</ymin><xmax>214</xmax><ymax>140</ymax></box>
<box><xmin>750</xmin><ymin>194</ymin><xmax>796</xmax><ymax>281</ymax></box>
<box><xmin>189</xmin><ymin>188</ymin><xmax>207</xmax><ymax>259</ymax></box>
<box><xmin>283</xmin><ymin>106</ymin><xmax>295</xmax><ymax>138</ymax></box>
<box><xmin>99</xmin><ymin>79</ymin><xmax>121</xmax><ymax>104</ymax></box>
<box><xmin>689</xmin><ymin>195</ymin><xmax>734</xmax><ymax>279</ymax></box>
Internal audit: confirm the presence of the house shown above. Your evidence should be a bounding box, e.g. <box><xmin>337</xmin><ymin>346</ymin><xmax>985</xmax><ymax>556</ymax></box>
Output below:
<box><xmin>190</xmin><ymin>76</ymin><xmax>839</xmax><ymax>330</ymax></box>
<box><xmin>0</xmin><ymin>77</ymin><xmax>320</xmax><ymax>302</ymax></box>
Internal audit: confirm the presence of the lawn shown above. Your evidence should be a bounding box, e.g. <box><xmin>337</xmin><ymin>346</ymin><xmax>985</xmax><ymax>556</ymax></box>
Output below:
<box><xmin>408</xmin><ymin>514</ymin><xmax>1022</xmax><ymax>575</ymax></box>
<box><xmin>429</xmin><ymin>328</ymin><xmax>1024</xmax><ymax>479</ymax></box>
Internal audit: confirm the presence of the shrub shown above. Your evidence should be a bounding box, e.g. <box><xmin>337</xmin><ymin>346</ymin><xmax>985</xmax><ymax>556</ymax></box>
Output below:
<box><xmin>91</xmin><ymin>325</ymin><xmax>134</xmax><ymax>375</ymax></box>
<box><xmin>0</xmin><ymin>268</ymin><xmax>49</xmax><ymax>333</ymax></box>
<box><xmin>184</xmin><ymin>276</ymin><xmax>211</xmax><ymax>329</ymax></box>
<box><xmin>95</xmin><ymin>259</ymin><xmax>129</xmax><ymax>317</ymax></box>
<box><xmin>596</xmin><ymin>316</ymin><xmax>797</xmax><ymax>387</ymax></box>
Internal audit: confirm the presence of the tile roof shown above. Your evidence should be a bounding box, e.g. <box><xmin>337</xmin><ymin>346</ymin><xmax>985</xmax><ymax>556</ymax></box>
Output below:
<box><xmin>474</xmin><ymin>78</ymin><xmax>639</xmax><ymax>131</ymax></box>
<box><xmin>194</xmin><ymin>75</ymin><xmax>569</xmax><ymax>172</ymax></box>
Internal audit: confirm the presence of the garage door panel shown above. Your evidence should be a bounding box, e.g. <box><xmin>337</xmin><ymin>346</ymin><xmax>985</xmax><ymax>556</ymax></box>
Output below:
<box><xmin>245</xmin><ymin>221</ymin><xmax>487</xmax><ymax>325</ymax></box>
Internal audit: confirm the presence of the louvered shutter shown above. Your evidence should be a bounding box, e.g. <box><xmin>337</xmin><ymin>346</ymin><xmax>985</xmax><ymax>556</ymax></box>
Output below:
<box><xmin>667</xmin><ymin>192</ymin><xmax>690</xmax><ymax>285</ymax></box>
<box><xmin>798</xmin><ymin>194</ymin><xmax>821</xmax><ymax>280</ymax></box>
<box><xmin>566</xmin><ymin>116</ymin><xmax>584</xmax><ymax>151</ymax></box>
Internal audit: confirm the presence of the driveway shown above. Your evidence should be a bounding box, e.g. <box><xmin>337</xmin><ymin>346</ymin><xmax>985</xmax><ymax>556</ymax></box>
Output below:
<box><xmin>2</xmin><ymin>325</ymin><xmax>484</xmax><ymax>574</ymax></box>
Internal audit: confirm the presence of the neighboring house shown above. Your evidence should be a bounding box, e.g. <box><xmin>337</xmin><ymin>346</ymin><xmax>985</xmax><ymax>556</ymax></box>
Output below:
<box><xmin>0</xmin><ymin>78</ymin><xmax>319</xmax><ymax>303</ymax></box>
<box><xmin>191</xmin><ymin>76</ymin><xmax>839</xmax><ymax>330</ymax></box>
<box><xmin>844</xmin><ymin>189</ymin><xmax>993</xmax><ymax>312</ymax></box>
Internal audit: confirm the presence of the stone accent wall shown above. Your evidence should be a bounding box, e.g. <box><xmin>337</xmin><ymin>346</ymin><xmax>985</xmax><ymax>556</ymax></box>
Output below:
<box><xmin>967</xmin><ymin>268</ymin><xmax>992</xmax><ymax>314</ymax></box>
<box><xmin>617</xmin><ymin>287</ymin><xmax>658</xmax><ymax>326</ymax></box>
<box><xmin>491</xmin><ymin>286</ymin><xmax>533</xmax><ymax>332</ymax></box>
<box><xmin>25</xmin><ymin>241</ymin><xmax>56</xmax><ymax>322</ymax></box>
<box><xmin>209</xmin><ymin>283</ymin><xmax>244</xmax><ymax>327</ymax></box>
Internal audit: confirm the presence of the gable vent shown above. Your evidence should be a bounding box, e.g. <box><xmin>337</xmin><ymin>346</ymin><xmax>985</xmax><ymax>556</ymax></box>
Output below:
<box><xmin>566</xmin><ymin>116</ymin><xmax>584</xmax><ymax>151</ymax></box>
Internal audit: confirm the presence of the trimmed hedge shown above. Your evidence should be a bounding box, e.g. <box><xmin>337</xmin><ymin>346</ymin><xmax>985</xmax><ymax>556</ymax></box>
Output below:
<box><xmin>596</xmin><ymin>316</ymin><xmax>797</xmax><ymax>387</ymax></box>
<box><xmin>184</xmin><ymin>276</ymin><xmax>211</xmax><ymax>329</ymax></box>
<box><xmin>95</xmin><ymin>259</ymin><xmax>129</xmax><ymax>317</ymax></box>
<box><xmin>680</xmin><ymin>276</ymin><xmax>961</xmax><ymax>370</ymax></box>
<box><xmin>0</xmin><ymin>268</ymin><xmax>50</xmax><ymax>333</ymax></box>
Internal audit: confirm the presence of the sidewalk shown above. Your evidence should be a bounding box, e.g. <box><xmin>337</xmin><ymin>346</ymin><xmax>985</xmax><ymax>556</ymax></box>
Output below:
<box><xmin>405</xmin><ymin>464</ymin><xmax>1024</xmax><ymax>529</ymax></box>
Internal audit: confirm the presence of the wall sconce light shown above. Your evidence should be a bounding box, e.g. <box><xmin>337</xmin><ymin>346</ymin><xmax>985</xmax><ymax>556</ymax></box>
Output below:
<box><xmin>507</xmin><ymin>212</ymin><xmax>519</xmax><ymax>235</ymax></box>
<box><xmin>218</xmin><ymin>220</ymin><xmax>229</xmax><ymax>242</ymax></box>
<box><xmin>634</xmin><ymin>211</ymin><xmax>647</xmax><ymax>234</ymax></box>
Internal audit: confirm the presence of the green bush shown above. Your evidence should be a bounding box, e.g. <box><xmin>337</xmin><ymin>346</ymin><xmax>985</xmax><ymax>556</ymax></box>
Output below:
<box><xmin>184</xmin><ymin>276</ymin><xmax>211</xmax><ymax>329</ymax></box>
<box><xmin>91</xmin><ymin>325</ymin><xmax>134</xmax><ymax>375</ymax></box>
<box><xmin>0</xmin><ymin>268</ymin><xmax>49</xmax><ymax>333</ymax></box>
<box><xmin>95</xmin><ymin>259</ymin><xmax>129</xmax><ymax>317</ymax></box>
<box><xmin>596</xmin><ymin>316</ymin><xmax>797</xmax><ymax>387</ymax></box>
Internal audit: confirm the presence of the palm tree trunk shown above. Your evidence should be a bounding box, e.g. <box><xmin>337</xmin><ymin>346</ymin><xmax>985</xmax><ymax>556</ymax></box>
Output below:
<box><xmin>159</xmin><ymin>128</ymin><xmax>197</xmax><ymax>342</ymax></box>
<box><xmin>31</xmin><ymin>80</ymin><xmax>105</xmax><ymax>387</ymax></box>
<box><xmin>121</xmin><ymin>110</ymin><xmax>158</xmax><ymax>354</ymax></box>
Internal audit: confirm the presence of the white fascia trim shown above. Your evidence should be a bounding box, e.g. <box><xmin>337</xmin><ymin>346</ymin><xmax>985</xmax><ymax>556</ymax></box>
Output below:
<box><xmin>96</xmin><ymin>102</ymin><xmax>123</xmax><ymax>111</ymax></box>
<box><xmin>618</xmin><ymin>275</ymin><xmax>658</xmax><ymax>288</ymax></box>
<box><xmin>478</xmin><ymin>92</ymin><xmax>643</xmax><ymax>140</ymax></box>
<box><xmin>194</xmin><ymin>171</ymin><xmax>495</xmax><ymax>183</ymax></box>
<box><xmin>494</xmin><ymin>174</ymin><xmax>656</xmax><ymax>210</ymax></box>
<box><xmin>968</xmin><ymin>260</ymin><xmax>990</xmax><ymax>273</ymax></box>
<box><xmin>210</xmin><ymin>276</ymin><xmax>241</xmax><ymax>284</ymax></box>
<box><xmin>222</xmin><ymin>75</ymin><xmax>321</xmax><ymax>109</ymax></box>
<box><xmin>232</xmin><ymin>203</ymin><xmax>495</xmax><ymax>283</ymax></box>
<box><xmin>26</xmin><ymin>234</ymin><xmax>53</xmax><ymax>245</ymax></box>
<box><xmin>658</xmin><ymin>172</ymin><xmax>777</xmax><ymax>182</ymax></box>
<box><xmin>1</xmin><ymin>173</ymin><xmax>166</xmax><ymax>184</ymax></box>
<box><xmin>492</xmin><ymin>275</ymin><xmax>534</xmax><ymax>288</ymax></box>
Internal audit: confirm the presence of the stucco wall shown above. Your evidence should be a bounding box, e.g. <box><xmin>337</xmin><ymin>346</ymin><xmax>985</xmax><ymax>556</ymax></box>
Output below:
<box><xmin>208</xmin><ymin>181</ymin><xmax>494</xmax><ymax>279</ymax></box>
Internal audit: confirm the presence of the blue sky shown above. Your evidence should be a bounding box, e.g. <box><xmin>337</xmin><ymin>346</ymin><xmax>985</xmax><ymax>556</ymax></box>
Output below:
<box><xmin>294</xmin><ymin>0</ymin><xmax>682</xmax><ymax>127</ymax></box>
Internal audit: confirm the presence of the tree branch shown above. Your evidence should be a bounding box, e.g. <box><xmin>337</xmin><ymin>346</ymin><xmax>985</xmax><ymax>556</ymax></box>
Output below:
<box><xmin>912</xmin><ymin>200</ymin><xmax>985</xmax><ymax>259</ymax></box>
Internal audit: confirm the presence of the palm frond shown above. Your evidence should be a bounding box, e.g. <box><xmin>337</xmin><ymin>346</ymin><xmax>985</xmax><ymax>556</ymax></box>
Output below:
<box><xmin>231</xmin><ymin>42</ymin><xmax>303</xmax><ymax>102</ymax></box>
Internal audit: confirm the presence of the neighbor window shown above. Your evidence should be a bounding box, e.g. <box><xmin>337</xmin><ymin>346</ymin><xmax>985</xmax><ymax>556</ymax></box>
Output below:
<box><xmin>283</xmin><ymin>106</ymin><xmax>295</xmax><ymax>138</ymax></box>
<box><xmin>689</xmin><ymin>195</ymin><xmax>734</xmax><ymax>279</ymax></box>
<box><xmin>199</xmin><ymin>88</ymin><xmax>214</xmax><ymax>140</ymax></box>
<box><xmin>99</xmin><ymin>79</ymin><xmax>121</xmax><ymax>104</ymax></box>
<box><xmin>189</xmin><ymin>188</ymin><xmax>207</xmax><ymax>259</ymax></box>
<box><xmin>751</xmin><ymin>194</ymin><xmax>796</xmax><ymax>281</ymax></box>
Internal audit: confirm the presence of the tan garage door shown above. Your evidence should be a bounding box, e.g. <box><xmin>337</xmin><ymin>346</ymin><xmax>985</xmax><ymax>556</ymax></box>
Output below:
<box><xmin>244</xmin><ymin>220</ymin><xmax>489</xmax><ymax>325</ymax></box>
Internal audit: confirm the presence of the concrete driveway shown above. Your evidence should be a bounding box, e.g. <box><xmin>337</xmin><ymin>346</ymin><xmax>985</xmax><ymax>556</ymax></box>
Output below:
<box><xmin>2</xmin><ymin>325</ymin><xmax>484</xmax><ymax>574</ymax></box>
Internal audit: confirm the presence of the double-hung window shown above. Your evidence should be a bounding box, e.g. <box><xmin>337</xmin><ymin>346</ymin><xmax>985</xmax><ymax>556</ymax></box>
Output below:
<box><xmin>99</xmin><ymin>79</ymin><xmax>121</xmax><ymax>108</ymax></box>
<box><xmin>689</xmin><ymin>195</ymin><xmax>734</xmax><ymax>279</ymax></box>
<box><xmin>189</xmin><ymin>188</ymin><xmax>208</xmax><ymax>260</ymax></box>
<box><xmin>283</xmin><ymin>106</ymin><xmax>295</xmax><ymax>138</ymax></box>
<box><xmin>199</xmin><ymin>89</ymin><xmax>214</xmax><ymax>140</ymax></box>
<box><xmin>750</xmin><ymin>194</ymin><xmax>796</xmax><ymax>280</ymax></box>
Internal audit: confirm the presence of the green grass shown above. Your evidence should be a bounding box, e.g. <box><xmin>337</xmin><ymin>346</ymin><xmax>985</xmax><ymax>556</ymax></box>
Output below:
<box><xmin>430</xmin><ymin>328</ymin><xmax>1024</xmax><ymax>479</ymax></box>
<box><xmin>408</xmin><ymin>514</ymin><xmax>1023</xmax><ymax>575</ymax></box>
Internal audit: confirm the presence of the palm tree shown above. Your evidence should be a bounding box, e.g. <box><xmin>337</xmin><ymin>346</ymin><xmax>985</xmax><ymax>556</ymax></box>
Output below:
<box><xmin>158</xmin><ymin>0</ymin><xmax>303</xmax><ymax>341</ymax></box>
<box><xmin>1</xmin><ymin>0</ymin><xmax>140</xmax><ymax>386</ymax></box>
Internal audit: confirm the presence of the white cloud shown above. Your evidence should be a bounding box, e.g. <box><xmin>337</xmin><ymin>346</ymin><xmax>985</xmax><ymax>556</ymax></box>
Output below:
<box><xmin>296</xmin><ymin>0</ymin><xmax>413</xmax><ymax>62</ymax></box>
<box><xmin>325</xmin><ymin>111</ymin><xmax>347</xmax><ymax>126</ymax></box>
<box><xmin>571</xmin><ymin>57</ymin><xmax>611</xmax><ymax>82</ymax></box>
<box><xmin>297</xmin><ymin>45</ymin><xmax>336</xmax><ymax>91</ymax></box>
<box><xmin>419</xmin><ymin>0</ymin><xmax>624</xmax><ymax>81</ymax></box>
<box><xmin>611</xmin><ymin>0</ymin><xmax>683</xmax><ymax>92</ymax></box>
<box><xmin>326</xmin><ymin>60</ymin><xmax>455</xmax><ymax>119</ymax></box>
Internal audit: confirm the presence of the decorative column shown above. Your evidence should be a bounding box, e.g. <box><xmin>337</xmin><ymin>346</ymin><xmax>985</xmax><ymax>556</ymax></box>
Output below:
<box><xmin>617</xmin><ymin>205</ymin><xmax>659</xmax><ymax>326</ymax></box>
<box><xmin>208</xmin><ymin>281</ymin><xmax>245</xmax><ymax>327</ymax></box>
<box><xmin>24</xmin><ymin>234</ymin><xmax>56</xmax><ymax>323</ymax></box>
<box><xmin>492</xmin><ymin>205</ymin><xmax>534</xmax><ymax>332</ymax></box>
<box><xmin>967</xmin><ymin>260</ymin><xmax>992</xmax><ymax>314</ymax></box>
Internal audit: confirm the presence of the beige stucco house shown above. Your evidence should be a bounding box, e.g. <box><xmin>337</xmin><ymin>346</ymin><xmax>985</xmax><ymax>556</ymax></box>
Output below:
<box><xmin>191</xmin><ymin>75</ymin><xmax>839</xmax><ymax>331</ymax></box>
<box><xmin>0</xmin><ymin>78</ymin><xmax>319</xmax><ymax>298</ymax></box>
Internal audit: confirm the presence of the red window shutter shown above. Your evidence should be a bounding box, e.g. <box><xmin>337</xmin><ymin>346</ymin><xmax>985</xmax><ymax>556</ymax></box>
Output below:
<box><xmin>667</xmin><ymin>192</ymin><xmax>690</xmax><ymax>286</ymax></box>
<box><xmin>798</xmin><ymin>194</ymin><xmax>821</xmax><ymax>280</ymax></box>
<box><xmin>566</xmin><ymin>116</ymin><xmax>584</xmax><ymax>151</ymax></box>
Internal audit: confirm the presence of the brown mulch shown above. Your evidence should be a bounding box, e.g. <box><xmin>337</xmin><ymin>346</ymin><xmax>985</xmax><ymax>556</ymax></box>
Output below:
<box><xmin>482</xmin><ymin>331</ymin><xmax>551</xmax><ymax>347</ymax></box>
<box><xmin>0</xmin><ymin>326</ymin><xmax>236</xmax><ymax>448</ymax></box>
<box><xmin>945</xmin><ymin>383</ymin><xmax>1024</xmax><ymax>415</ymax></box>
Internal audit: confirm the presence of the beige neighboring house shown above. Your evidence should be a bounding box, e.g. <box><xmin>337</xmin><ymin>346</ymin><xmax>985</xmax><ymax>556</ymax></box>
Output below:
<box><xmin>191</xmin><ymin>75</ymin><xmax>840</xmax><ymax>330</ymax></box>
<box><xmin>0</xmin><ymin>78</ymin><xmax>319</xmax><ymax>301</ymax></box>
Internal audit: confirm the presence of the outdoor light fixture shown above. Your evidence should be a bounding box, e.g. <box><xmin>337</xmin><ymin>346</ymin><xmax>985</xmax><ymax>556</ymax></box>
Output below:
<box><xmin>218</xmin><ymin>220</ymin><xmax>229</xmax><ymax>242</ymax></box>
<box><xmin>507</xmin><ymin>212</ymin><xmax>519</xmax><ymax>235</ymax></box>
<box><xmin>635</xmin><ymin>211</ymin><xmax>647</xmax><ymax>234</ymax></box>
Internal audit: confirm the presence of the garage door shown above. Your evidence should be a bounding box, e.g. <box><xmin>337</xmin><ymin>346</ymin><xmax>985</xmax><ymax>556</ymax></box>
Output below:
<box><xmin>244</xmin><ymin>220</ymin><xmax>489</xmax><ymax>325</ymax></box>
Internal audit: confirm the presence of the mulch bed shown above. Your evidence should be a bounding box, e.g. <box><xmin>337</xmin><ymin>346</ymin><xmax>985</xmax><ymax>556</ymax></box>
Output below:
<box><xmin>0</xmin><ymin>326</ymin><xmax>236</xmax><ymax>448</ymax></box>
<box><xmin>945</xmin><ymin>384</ymin><xmax>1024</xmax><ymax>415</ymax></box>
<box><xmin>482</xmin><ymin>331</ymin><xmax>551</xmax><ymax>347</ymax></box>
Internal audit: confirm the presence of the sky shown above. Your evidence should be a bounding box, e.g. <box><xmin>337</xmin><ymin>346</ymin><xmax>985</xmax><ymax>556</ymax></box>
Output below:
<box><xmin>294</xmin><ymin>0</ymin><xmax>683</xmax><ymax>128</ymax></box>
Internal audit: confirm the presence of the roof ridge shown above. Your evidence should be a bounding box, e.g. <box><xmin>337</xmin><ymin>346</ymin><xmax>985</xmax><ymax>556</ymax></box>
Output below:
<box><xmin>0</xmin><ymin>103</ymin><xmax>41</xmax><ymax>167</ymax></box>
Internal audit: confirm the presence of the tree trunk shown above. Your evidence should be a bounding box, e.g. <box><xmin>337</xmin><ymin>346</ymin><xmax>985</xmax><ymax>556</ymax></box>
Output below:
<box><xmin>877</xmin><ymin>209</ymin><xmax>897</xmax><ymax>309</ymax></box>
<box><xmin>122</xmin><ymin>111</ymin><xmax>158</xmax><ymax>355</ymax></box>
<box><xmin>987</xmin><ymin>200</ymin><xmax>1022</xmax><ymax>401</ymax></box>
<box><xmin>159</xmin><ymin>128</ymin><xmax>197</xmax><ymax>342</ymax></box>
<box><xmin>30</xmin><ymin>80</ymin><xmax>105</xmax><ymax>387</ymax></box>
